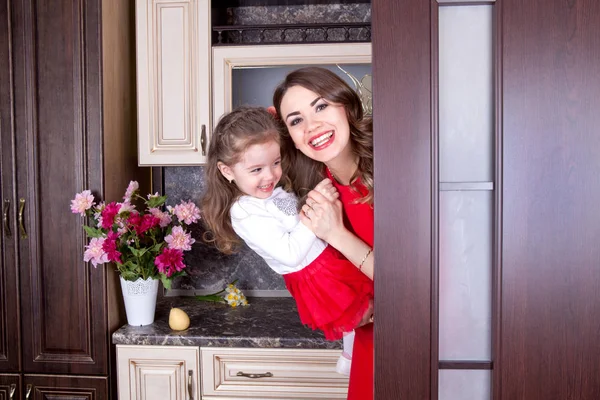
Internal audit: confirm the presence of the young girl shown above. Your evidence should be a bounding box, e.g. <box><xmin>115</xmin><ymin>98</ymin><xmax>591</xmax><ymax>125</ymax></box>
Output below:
<box><xmin>201</xmin><ymin>106</ymin><xmax>373</xmax><ymax>375</ymax></box>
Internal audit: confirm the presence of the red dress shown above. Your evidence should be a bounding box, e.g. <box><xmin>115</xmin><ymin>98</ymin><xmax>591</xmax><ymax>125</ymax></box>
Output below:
<box><xmin>327</xmin><ymin>169</ymin><xmax>375</xmax><ymax>400</ymax></box>
<box><xmin>283</xmin><ymin>244</ymin><xmax>373</xmax><ymax>340</ymax></box>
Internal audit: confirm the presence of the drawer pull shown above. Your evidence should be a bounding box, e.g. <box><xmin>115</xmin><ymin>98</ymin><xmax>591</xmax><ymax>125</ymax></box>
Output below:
<box><xmin>236</xmin><ymin>371</ymin><xmax>273</xmax><ymax>379</ymax></box>
<box><xmin>3</xmin><ymin>199</ymin><xmax>10</xmax><ymax>237</ymax></box>
<box><xmin>25</xmin><ymin>384</ymin><xmax>32</xmax><ymax>399</ymax></box>
<box><xmin>188</xmin><ymin>370</ymin><xmax>194</xmax><ymax>400</ymax></box>
<box><xmin>200</xmin><ymin>124</ymin><xmax>207</xmax><ymax>156</ymax></box>
<box><xmin>18</xmin><ymin>198</ymin><xmax>27</xmax><ymax>238</ymax></box>
<box><xmin>9</xmin><ymin>384</ymin><xmax>15</xmax><ymax>399</ymax></box>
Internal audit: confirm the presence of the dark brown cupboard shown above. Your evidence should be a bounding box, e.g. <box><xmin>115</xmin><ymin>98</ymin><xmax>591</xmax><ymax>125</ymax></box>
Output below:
<box><xmin>373</xmin><ymin>0</ymin><xmax>600</xmax><ymax>399</ymax></box>
<box><xmin>0</xmin><ymin>0</ymin><xmax>148</xmax><ymax>398</ymax></box>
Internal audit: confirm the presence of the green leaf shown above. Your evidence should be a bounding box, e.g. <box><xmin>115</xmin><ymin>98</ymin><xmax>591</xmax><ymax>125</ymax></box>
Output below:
<box><xmin>152</xmin><ymin>242</ymin><xmax>163</xmax><ymax>253</ymax></box>
<box><xmin>160</xmin><ymin>274</ymin><xmax>171</xmax><ymax>290</ymax></box>
<box><xmin>195</xmin><ymin>295</ymin><xmax>225</xmax><ymax>303</ymax></box>
<box><xmin>147</xmin><ymin>195</ymin><xmax>168</xmax><ymax>208</ymax></box>
<box><xmin>127</xmin><ymin>246</ymin><xmax>141</xmax><ymax>257</ymax></box>
<box><xmin>120</xmin><ymin>270</ymin><xmax>139</xmax><ymax>281</ymax></box>
<box><xmin>83</xmin><ymin>225</ymin><xmax>104</xmax><ymax>238</ymax></box>
<box><xmin>128</xmin><ymin>246</ymin><xmax>149</xmax><ymax>258</ymax></box>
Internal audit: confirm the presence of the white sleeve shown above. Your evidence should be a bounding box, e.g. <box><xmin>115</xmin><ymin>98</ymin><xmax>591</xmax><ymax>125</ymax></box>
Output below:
<box><xmin>231</xmin><ymin>203</ymin><xmax>318</xmax><ymax>269</ymax></box>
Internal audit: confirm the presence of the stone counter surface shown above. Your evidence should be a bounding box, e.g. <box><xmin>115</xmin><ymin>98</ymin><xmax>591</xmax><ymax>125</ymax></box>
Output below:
<box><xmin>112</xmin><ymin>296</ymin><xmax>340</xmax><ymax>350</ymax></box>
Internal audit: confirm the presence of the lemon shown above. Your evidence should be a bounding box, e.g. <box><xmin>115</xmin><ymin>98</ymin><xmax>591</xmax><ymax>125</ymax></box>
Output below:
<box><xmin>168</xmin><ymin>307</ymin><xmax>190</xmax><ymax>331</ymax></box>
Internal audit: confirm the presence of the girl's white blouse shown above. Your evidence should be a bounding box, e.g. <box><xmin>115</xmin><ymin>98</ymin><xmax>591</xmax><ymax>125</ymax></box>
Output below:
<box><xmin>230</xmin><ymin>187</ymin><xmax>327</xmax><ymax>275</ymax></box>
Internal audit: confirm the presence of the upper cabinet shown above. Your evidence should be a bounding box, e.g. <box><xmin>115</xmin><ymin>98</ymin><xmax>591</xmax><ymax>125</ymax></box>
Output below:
<box><xmin>135</xmin><ymin>0</ymin><xmax>211</xmax><ymax>165</ymax></box>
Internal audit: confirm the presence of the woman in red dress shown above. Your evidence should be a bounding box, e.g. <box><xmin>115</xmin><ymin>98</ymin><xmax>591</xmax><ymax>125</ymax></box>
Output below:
<box><xmin>273</xmin><ymin>67</ymin><xmax>375</xmax><ymax>400</ymax></box>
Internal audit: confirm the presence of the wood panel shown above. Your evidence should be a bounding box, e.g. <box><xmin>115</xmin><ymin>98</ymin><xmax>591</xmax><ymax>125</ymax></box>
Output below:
<box><xmin>372</xmin><ymin>1</ymin><xmax>433</xmax><ymax>399</ymax></box>
<box><xmin>500</xmin><ymin>0</ymin><xmax>600</xmax><ymax>398</ymax></box>
<box><xmin>11</xmin><ymin>0</ymin><xmax>107</xmax><ymax>375</ymax></box>
<box><xmin>0</xmin><ymin>0</ymin><xmax>20</xmax><ymax>374</ymax></box>
<box><xmin>24</xmin><ymin>374</ymin><xmax>107</xmax><ymax>400</ymax></box>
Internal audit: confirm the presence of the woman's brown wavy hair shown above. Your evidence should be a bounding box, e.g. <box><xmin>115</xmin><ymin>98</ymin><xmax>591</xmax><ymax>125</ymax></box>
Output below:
<box><xmin>201</xmin><ymin>106</ymin><xmax>292</xmax><ymax>254</ymax></box>
<box><xmin>272</xmin><ymin>66</ymin><xmax>373</xmax><ymax>206</ymax></box>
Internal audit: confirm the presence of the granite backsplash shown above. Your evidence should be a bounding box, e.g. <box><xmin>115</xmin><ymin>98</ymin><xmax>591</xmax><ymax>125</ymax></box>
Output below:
<box><xmin>164</xmin><ymin>2</ymin><xmax>371</xmax><ymax>296</ymax></box>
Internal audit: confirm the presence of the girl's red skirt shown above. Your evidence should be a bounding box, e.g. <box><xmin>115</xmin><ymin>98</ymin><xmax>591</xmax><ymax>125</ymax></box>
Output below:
<box><xmin>283</xmin><ymin>245</ymin><xmax>374</xmax><ymax>340</ymax></box>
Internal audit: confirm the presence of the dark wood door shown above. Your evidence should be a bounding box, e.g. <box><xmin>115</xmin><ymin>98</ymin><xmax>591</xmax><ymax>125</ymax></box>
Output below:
<box><xmin>372</xmin><ymin>1</ymin><xmax>433</xmax><ymax>398</ymax></box>
<box><xmin>11</xmin><ymin>0</ymin><xmax>108</xmax><ymax>375</ymax></box>
<box><xmin>24</xmin><ymin>375</ymin><xmax>107</xmax><ymax>400</ymax></box>
<box><xmin>499</xmin><ymin>0</ymin><xmax>600</xmax><ymax>398</ymax></box>
<box><xmin>372</xmin><ymin>0</ymin><xmax>600</xmax><ymax>399</ymax></box>
<box><xmin>0</xmin><ymin>0</ymin><xmax>20</xmax><ymax>375</ymax></box>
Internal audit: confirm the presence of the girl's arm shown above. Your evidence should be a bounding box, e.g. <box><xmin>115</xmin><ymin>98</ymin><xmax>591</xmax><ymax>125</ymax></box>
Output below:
<box><xmin>300</xmin><ymin>190</ymin><xmax>374</xmax><ymax>280</ymax></box>
<box><xmin>231</xmin><ymin>203</ymin><xmax>322</xmax><ymax>269</ymax></box>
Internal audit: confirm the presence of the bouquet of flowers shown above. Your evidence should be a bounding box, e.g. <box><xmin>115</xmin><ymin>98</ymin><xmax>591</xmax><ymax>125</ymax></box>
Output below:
<box><xmin>70</xmin><ymin>181</ymin><xmax>201</xmax><ymax>289</ymax></box>
<box><xmin>196</xmin><ymin>280</ymin><xmax>249</xmax><ymax>308</ymax></box>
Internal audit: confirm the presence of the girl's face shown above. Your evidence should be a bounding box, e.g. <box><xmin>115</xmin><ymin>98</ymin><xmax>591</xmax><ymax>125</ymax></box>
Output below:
<box><xmin>218</xmin><ymin>139</ymin><xmax>282</xmax><ymax>199</ymax></box>
<box><xmin>279</xmin><ymin>85</ymin><xmax>352</xmax><ymax>165</ymax></box>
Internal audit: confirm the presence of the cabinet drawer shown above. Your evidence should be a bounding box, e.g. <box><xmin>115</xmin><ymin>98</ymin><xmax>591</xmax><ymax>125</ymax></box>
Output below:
<box><xmin>200</xmin><ymin>347</ymin><xmax>348</xmax><ymax>399</ymax></box>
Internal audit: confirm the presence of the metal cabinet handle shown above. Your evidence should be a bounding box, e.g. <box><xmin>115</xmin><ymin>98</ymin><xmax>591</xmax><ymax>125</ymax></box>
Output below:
<box><xmin>236</xmin><ymin>371</ymin><xmax>273</xmax><ymax>379</ymax></box>
<box><xmin>25</xmin><ymin>384</ymin><xmax>32</xmax><ymax>399</ymax></box>
<box><xmin>187</xmin><ymin>369</ymin><xmax>194</xmax><ymax>400</ymax></box>
<box><xmin>9</xmin><ymin>384</ymin><xmax>16</xmax><ymax>399</ymax></box>
<box><xmin>3</xmin><ymin>199</ymin><xmax>10</xmax><ymax>237</ymax></box>
<box><xmin>18</xmin><ymin>198</ymin><xmax>27</xmax><ymax>238</ymax></box>
<box><xmin>200</xmin><ymin>124</ymin><xmax>206</xmax><ymax>156</ymax></box>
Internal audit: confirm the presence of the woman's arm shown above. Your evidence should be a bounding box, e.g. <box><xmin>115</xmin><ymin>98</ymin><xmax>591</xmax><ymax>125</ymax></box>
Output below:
<box><xmin>301</xmin><ymin>189</ymin><xmax>374</xmax><ymax>280</ymax></box>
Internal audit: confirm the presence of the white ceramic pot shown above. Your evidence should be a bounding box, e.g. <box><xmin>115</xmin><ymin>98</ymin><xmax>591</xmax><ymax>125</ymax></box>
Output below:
<box><xmin>119</xmin><ymin>276</ymin><xmax>159</xmax><ymax>326</ymax></box>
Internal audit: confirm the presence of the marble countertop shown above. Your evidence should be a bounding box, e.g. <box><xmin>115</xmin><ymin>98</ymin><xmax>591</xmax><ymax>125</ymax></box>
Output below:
<box><xmin>112</xmin><ymin>296</ymin><xmax>340</xmax><ymax>349</ymax></box>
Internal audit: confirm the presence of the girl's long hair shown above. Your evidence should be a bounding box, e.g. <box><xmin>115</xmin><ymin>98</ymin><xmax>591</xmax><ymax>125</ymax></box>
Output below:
<box><xmin>272</xmin><ymin>66</ymin><xmax>373</xmax><ymax>206</ymax></box>
<box><xmin>202</xmin><ymin>106</ymin><xmax>291</xmax><ymax>254</ymax></box>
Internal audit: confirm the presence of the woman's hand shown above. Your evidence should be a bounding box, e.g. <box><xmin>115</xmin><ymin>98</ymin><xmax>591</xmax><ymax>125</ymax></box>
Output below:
<box><xmin>300</xmin><ymin>180</ymin><xmax>345</xmax><ymax>243</ymax></box>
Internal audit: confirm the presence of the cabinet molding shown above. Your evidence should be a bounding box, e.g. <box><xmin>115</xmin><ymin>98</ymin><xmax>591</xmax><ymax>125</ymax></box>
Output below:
<box><xmin>136</xmin><ymin>0</ymin><xmax>212</xmax><ymax>165</ymax></box>
<box><xmin>212</xmin><ymin>43</ymin><xmax>371</xmax><ymax>127</ymax></box>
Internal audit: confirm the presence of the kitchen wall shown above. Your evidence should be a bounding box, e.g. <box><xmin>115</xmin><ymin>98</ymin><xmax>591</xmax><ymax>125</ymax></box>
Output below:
<box><xmin>165</xmin><ymin>2</ymin><xmax>371</xmax><ymax>296</ymax></box>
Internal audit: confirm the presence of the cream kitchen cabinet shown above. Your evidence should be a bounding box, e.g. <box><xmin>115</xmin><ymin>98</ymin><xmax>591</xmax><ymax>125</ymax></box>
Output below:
<box><xmin>117</xmin><ymin>345</ymin><xmax>200</xmax><ymax>400</ymax></box>
<box><xmin>200</xmin><ymin>347</ymin><xmax>349</xmax><ymax>400</ymax></box>
<box><xmin>135</xmin><ymin>0</ymin><xmax>211</xmax><ymax>165</ymax></box>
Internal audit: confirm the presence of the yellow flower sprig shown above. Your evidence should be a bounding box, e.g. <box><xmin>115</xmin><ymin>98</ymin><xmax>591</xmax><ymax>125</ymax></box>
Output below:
<box><xmin>195</xmin><ymin>280</ymin><xmax>248</xmax><ymax>308</ymax></box>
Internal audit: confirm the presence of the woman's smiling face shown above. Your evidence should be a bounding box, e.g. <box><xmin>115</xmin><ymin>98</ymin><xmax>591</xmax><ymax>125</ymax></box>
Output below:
<box><xmin>279</xmin><ymin>85</ymin><xmax>352</xmax><ymax>165</ymax></box>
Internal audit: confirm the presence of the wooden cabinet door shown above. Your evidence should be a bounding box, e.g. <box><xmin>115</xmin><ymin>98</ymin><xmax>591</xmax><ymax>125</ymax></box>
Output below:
<box><xmin>23</xmin><ymin>375</ymin><xmax>107</xmax><ymax>400</ymax></box>
<box><xmin>11</xmin><ymin>0</ymin><xmax>108</xmax><ymax>375</ymax></box>
<box><xmin>0</xmin><ymin>375</ymin><xmax>20</xmax><ymax>400</ymax></box>
<box><xmin>373</xmin><ymin>0</ymin><xmax>600</xmax><ymax>399</ymax></box>
<box><xmin>0</xmin><ymin>0</ymin><xmax>20</xmax><ymax>375</ymax></box>
<box><xmin>135</xmin><ymin>0</ymin><xmax>212</xmax><ymax>165</ymax></box>
<box><xmin>117</xmin><ymin>345</ymin><xmax>199</xmax><ymax>400</ymax></box>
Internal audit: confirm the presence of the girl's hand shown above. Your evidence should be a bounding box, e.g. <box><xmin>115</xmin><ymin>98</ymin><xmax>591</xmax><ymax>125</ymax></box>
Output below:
<box><xmin>300</xmin><ymin>190</ymin><xmax>345</xmax><ymax>243</ymax></box>
<box><xmin>312</xmin><ymin>178</ymin><xmax>339</xmax><ymax>202</ymax></box>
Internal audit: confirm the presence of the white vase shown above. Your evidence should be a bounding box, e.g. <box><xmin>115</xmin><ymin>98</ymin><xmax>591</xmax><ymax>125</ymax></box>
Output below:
<box><xmin>119</xmin><ymin>276</ymin><xmax>159</xmax><ymax>326</ymax></box>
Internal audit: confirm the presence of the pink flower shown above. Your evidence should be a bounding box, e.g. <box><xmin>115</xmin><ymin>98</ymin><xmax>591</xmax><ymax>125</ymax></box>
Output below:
<box><xmin>123</xmin><ymin>181</ymin><xmax>139</xmax><ymax>201</ymax></box>
<box><xmin>70</xmin><ymin>190</ymin><xmax>95</xmax><ymax>215</ymax></box>
<box><xmin>119</xmin><ymin>201</ymin><xmax>135</xmax><ymax>213</ymax></box>
<box><xmin>139</xmin><ymin>214</ymin><xmax>160</xmax><ymax>234</ymax></box>
<box><xmin>149</xmin><ymin>207</ymin><xmax>172</xmax><ymax>228</ymax></box>
<box><xmin>165</xmin><ymin>226</ymin><xmax>195</xmax><ymax>251</ymax></box>
<box><xmin>171</xmin><ymin>201</ymin><xmax>201</xmax><ymax>225</ymax></box>
<box><xmin>100</xmin><ymin>202</ymin><xmax>121</xmax><ymax>229</ymax></box>
<box><xmin>83</xmin><ymin>237</ymin><xmax>109</xmax><ymax>267</ymax></box>
<box><xmin>102</xmin><ymin>231</ymin><xmax>122</xmax><ymax>264</ymax></box>
<box><xmin>128</xmin><ymin>212</ymin><xmax>160</xmax><ymax>235</ymax></box>
<box><xmin>154</xmin><ymin>248</ymin><xmax>185</xmax><ymax>277</ymax></box>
